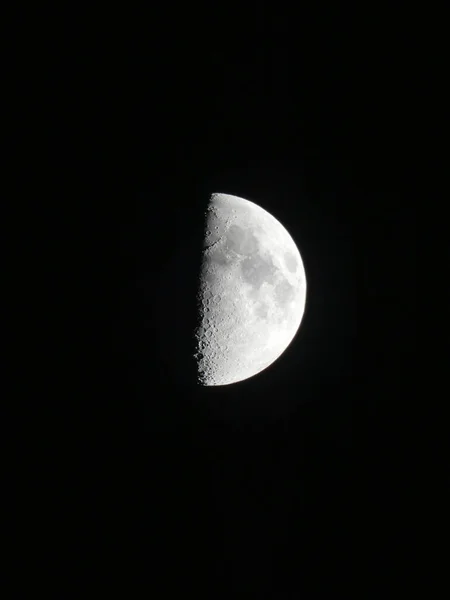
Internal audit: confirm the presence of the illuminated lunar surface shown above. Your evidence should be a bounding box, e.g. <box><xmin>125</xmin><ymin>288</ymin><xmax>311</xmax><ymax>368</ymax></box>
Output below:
<box><xmin>194</xmin><ymin>192</ymin><xmax>307</xmax><ymax>386</ymax></box>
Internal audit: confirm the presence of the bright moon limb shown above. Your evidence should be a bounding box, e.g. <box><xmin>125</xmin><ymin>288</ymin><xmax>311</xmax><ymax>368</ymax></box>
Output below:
<box><xmin>194</xmin><ymin>192</ymin><xmax>307</xmax><ymax>386</ymax></box>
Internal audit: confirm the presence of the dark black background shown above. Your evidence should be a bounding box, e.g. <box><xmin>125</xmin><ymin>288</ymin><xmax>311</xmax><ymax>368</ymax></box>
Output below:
<box><xmin>12</xmin><ymin>6</ymin><xmax>420</xmax><ymax>597</ymax></box>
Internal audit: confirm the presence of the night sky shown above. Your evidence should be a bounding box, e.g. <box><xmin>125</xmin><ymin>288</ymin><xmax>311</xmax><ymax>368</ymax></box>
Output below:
<box><xmin>12</xmin><ymin>6</ymin><xmax>419</xmax><ymax>597</ymax></box>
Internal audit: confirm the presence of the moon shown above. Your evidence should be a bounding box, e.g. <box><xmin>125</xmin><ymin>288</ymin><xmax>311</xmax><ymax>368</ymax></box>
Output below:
<box><xmin>194</xmin><ymin>192</ymin><xmax>307</xmax><ymax>386</ymax></box>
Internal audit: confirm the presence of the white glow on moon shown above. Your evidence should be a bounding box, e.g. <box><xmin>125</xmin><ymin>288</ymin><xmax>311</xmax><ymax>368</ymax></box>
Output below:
<box><xmin>195</xmin><ymin>192</ymin><xmax>307</xmax><ymax>386</ymax></box>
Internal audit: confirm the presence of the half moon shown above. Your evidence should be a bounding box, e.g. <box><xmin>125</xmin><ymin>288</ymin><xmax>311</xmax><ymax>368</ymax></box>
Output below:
<box><xmin>195</xmin><ymin>192</ymin><xmax>307</xmax><ymax>386</ymax></box>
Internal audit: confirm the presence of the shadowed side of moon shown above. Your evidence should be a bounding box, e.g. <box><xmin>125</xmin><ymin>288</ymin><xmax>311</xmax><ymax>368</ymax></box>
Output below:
<box><xmin>150</xmin><ymin>220</ymin><xmax>206</xmax><ymax>389</ymax></box>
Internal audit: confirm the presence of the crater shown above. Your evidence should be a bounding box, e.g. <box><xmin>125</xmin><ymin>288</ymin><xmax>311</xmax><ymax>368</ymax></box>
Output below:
<box><xmin>205</xmin><ymin>246</ymin><xmax>232</xmax><ymax>266</ymax></box>
<box><xmin>201</xmin><ymin>266</ymin><xmax>218</xmax><ymax>288</ymax></box>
